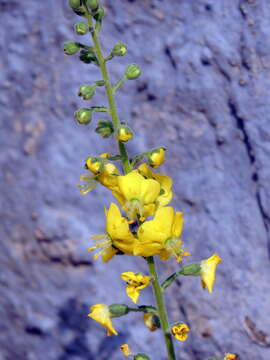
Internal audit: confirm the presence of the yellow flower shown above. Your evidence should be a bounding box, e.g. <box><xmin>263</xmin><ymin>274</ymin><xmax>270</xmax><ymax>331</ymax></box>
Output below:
<box><xmin>148</xmin><ymin>147</ymin><xmax>166</xmax><ymax>168</ymax></box>
<box><xmin>200</xmin><ymin>254</ymin><xmax>222</xmax><ymax>293</ymax></box>
<box><xmin>224</xmin><ymin>354</ymin><xmax>238</xmax><ymax>360</ymax></box>
<box><xmin>135</xmin><ymin>206</ymin><xmax>189</xmax><ymax>262</ymax></box>
<box><xmin>114</xmin><ymin>170</ymin><xmax>161</xmax><ymax>219</ymax></box>
<box><xmin>78</xmin><ymin>161</ymin><xmax>120</xmax><ymax>195</ymax></box>
<box><xmin>121</xmin><ymin>272</ymin><xmax>150</xmax><ymax>303</ymax></box>
<box><xmin>120</xmin><ymin>344</ymin><xmax>132</xmax><ymax>357</ymax></box>
<box><xmin>116</xmin><ymin>125</ymin><xmax>134</xmax><ymax>142</ymax></box>
<box><xmin>88</xmin><ymin>304</ymin><xmax>118</xmax><ymax>336</ymax></box>
<box><xmin>143</xmin><ymin>313</ymin><xmax>160</xmax><ymax>332</ymax></box>
<box><xmin>138</xmin><ymin>163</ymin><xmax>173</xmax><ymax>208</ymax></box>
<box><xmin>89</xmin><ymin>203</ymin><xmax>136</xmax><ymax>262</ymax></box>
<box><xmin>85</xmin><ymin>156</ymin><xmax>104</xmax><ymax>174</ymax></box>
<box><xmin>97</xmin><ymin>163</ymin><xmax>120</xmax><ymax>192</ymax></box>
<box><xmin>171</xmin><ymin>322</ymin><xmax>190</xmax><ymax>341</ymax></box>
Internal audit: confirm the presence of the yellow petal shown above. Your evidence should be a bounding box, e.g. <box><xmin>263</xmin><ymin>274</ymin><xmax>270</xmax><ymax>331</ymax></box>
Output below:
<box><xmin>134</xmin><ymin>241</ymin><xmax>163</xmax><ymax>257</ymax></box>
<box><xmin>88</xmin><ymin>304</ymin><xmax>118</xmax><ymax>336</ymax></box>
<box><xmin>120</xmin><ymin>344</ymin><xmax>132</xmax><ymax>357</ymax></box>
<box><xmin>200</xmin><ymin>254</ymin><xmax>222</xmax><ymax>293</ymax></box>
<box><xmin>140</xmin><ymin>178</ymin><xmax>160</xmax><ymax>204</ymax></box>
<box><xmin>126</xmin><ymin>285</ymin><xmax>140</xmax><ymax>303</ymax></box>
<box><xmin>102</xmin><ymin>246</ymin><xmax>118</xmax><ymax>263</ymax></box>
<box><xmin>118</xmin><ymin>171</ymin><xmax>143</xmax><ymax>201</ymax></box>
<box><xmin>172</xmin><ymin>212</ymin><xmax>184</xmax><ymax>238</ymax></box>
<box><xmin>106</xmin><ymin>203</ymin><xmax>135</xmax><ymax>254</ymax></box>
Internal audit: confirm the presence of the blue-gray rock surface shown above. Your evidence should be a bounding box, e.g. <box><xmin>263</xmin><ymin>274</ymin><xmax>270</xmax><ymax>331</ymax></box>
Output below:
<box><xmin>1</xmin><ymin>0</ymin><xmax>270</xmax><ymax>359</ymax></box>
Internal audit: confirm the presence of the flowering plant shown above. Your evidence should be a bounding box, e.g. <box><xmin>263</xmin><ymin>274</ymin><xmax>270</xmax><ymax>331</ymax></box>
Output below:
<box><xmin>63</xmin><ymin>1</ymin><xmax>234</xmax><ymax>359</ymax></box>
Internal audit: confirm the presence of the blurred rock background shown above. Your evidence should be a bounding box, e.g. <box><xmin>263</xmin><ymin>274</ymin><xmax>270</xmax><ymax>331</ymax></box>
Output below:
<box><xmin>1</xmin><ymin>0</ymin><xmax>270</xmax><ymax>359</ymax></box>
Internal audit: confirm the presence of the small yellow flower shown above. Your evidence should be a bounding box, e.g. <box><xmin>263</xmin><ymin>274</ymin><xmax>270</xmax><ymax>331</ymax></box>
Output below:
<box><xmin>97</xmin><ymin>163</ymin><xmax>120</xmax><ymax>191</ymax></box>
<box><xmin>78</xmin><ymin>161</ymin><xmax>120</xmax><ymax>195</ymax></box>
<box><xmin>224</xmin><ymin>353</ymin><xmax>238</xmax><ymax>360</ymax></box>
<box><xmin>120</xmin><ymin>344</ymin><xmax>132</xmax><ymax>357</ymax></box>
<box><xmin>89</xmin><ymin>203</ymin><xmax>136</xmax><ymax>262</ymax></box>
<box><xmin>85</xmin><ymin>156</ymin><xmax>105</xmax><ymax>174</ymax></box>
<box><xmin>200</xmin><ymin>254</ymin><xmax>222</xmax><ymax>293</ymax></box>
<box><xmin>135</xmin><ymin>206</ymin><xmax>189</xmax><ymax>261</ymax></box>
<box><xmin>138</xmin><ymin>163</ymin><xmax>173</xmax><ymax>208</ymax></box>
<box><xmin>117</xmin><ymin>125</ymin><xmax>134</xmax><ymax>142</ymax></box>
<box><xmin>121</xmin><ymin>272</ymin><xmax>150</xmax><ymax>303</ymax></box>
<box><xmin>143</xmin><ymin>313</ymin><xmax>160</xmax><ymax>332</ymax></box>
<box><xmin>148</xmin><ymin>147</ymin><xmax>166</xmax><ymax>168</ymax></box>
<box><xmin>114</xmin><ymin>170</ymin><xmax>161</xmax><ymax>219</ymax></box>
<box><xmin>171</xmin><ymin>322</ymin><xmax>190</xmax><ymax>342</ymax></box>
<box><xmin>88</xmin><ymin>304</ymin><xmax>118</xmax><ymax>336</ymax></box>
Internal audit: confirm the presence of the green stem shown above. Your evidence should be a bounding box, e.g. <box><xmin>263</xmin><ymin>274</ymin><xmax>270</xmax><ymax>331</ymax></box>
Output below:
<box><xmin>147</xmin><ymin>256</ymin><xmax>176</xmax><ymax>360</ymax></box>
<box><xmin>86</xmin><ymin>13</ymin><xmax>132</xmax><ymax>174</ymax></box>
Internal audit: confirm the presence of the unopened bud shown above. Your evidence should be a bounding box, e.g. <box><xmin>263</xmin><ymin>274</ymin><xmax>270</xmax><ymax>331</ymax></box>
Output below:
<box><xmin>86</xmin><ymin>0</ymin><xmax>99</xmax><ymax>11</ymax></box>
<box><xmin>63</xmin><ymin>41</ymin><xmax>80</xmax><ymax>55</ymax></box>
<box><xmin>148</xmin><ymin>147</ymin><xmax>166</xmax><ymax>168</ymax></box>
<box><xmin>68</xmin><ymin>0</ymin><xmax>81</xmax><ymax>9</ymax></box>
<box><xmin>74</xmin><ymin>22</ymin><xmax>89</xmax><ymax>35</ymax></box>
<box><xmin>134</xmin><ymin>354</ymin><xmax>150</xmax><ymax>360</ymax></box>
<box><xmin>93</xmin><ymin>7</ymin><xmax>105</xmax><ymax>21</ymax></box>
<box><xmin>116</xmin><ymin>125</ymin><xmax>133</xmax><ymax>142</ymax></box>
<box><xmin>78</xmin><ymin>84</ymin><xmax>96</xmax><ymax>100</ymax></box>
<box><xmin>125</xmin><ymin>64</ymin><xmax>141</xmax><ymax>80</ymax></box>
<box><xmin>109</xmin><ymin>304</ymin><xmax>129</xmax><ymax>318</ymax></box>
<box><xmin>74</xmin><ymin>108</ymin><xmax>92</xmax><ymax>125</ymax></box>
<box><xmin>85</xmin><ymin>157</ymin><xmax>103</xmax><ymax>174</ymax></box>
<box><xmin>73</xmin><ymin>6</ymin><xmax>88</xmax><ymax>17</ymax></box>
<box><xmin>112</xmin><ymin>42</ymin><xmax>127</xmax><ymax>57</ymax></box>
<box><xmin>95</xmin><ymin>120</ymin><xmax>114</xmax><ymax>138</ymax></box>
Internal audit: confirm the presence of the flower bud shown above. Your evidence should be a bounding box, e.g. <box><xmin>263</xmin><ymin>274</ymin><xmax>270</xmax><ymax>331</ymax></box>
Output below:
<box><xmin>78</xmin><ymin>84</ymin><xmax>96</xmax><ymax>100</ymax></box>
<box><xmin>74</xmin><ymin>108</ymin><xmax>92</xmax><ymax>125</ymax></box>
<box><xmin>133</xmin><ymin>354</ymin><xmax>150</xmax><ymax>360</ymax></box>
<box><xmin>79</xmin><ymin>49</ymin><xmax>98</xmax><ymax>64</ymax></box>
<box><xmin>93</xmin><ymin>7</ymin><xmax>105</xmax><ymax>21</ymax></box>
<box><xmin>68</xmin><ymin>0</ymin><xmax>81</xmax><ymax>9</ymax></box>
<box><xmin>109</xmin><ymin>304</ymin><xmax>130</xmax><ymax>318</ymax></box>
<box><xmin>63</xmin><ymin>41</ymin><xmax>80</xmax><ymax>55</ymax></box>
<box><xmin>112</xmin><ymin>42</ymin><xmax>127</xmax><ymax>57</ymax></box>
<box><xmin>95</xmin><ymin>120</ymin><xmax>114</xmax><ymax>138</ymax></box>
<box><xmin>116</xmin><ymin>125</ymin><xmax>133</xmax><ymax>142</ymax></box>
<box><xmin>143</xmin><ymin>313</ymin><xmax>160</xmax><ymax>332</ymax></box>
<box><xmin>85</xmin><ymin>157</ymin><xmax>103</xmax><ymax>174</ymax></box>
<box><xmin>74</xmin><ymin>21</ymin><xmax>89</xmax><ymax>35</ymax></box>
<box><xmin>148</xmin><ymin>147</ymin><xmax>166</xmax><ymax>168</ymax></box>
<box><xmin>125</xmin><ymin>64</ymin><xmax>141</xmax><ymax>80</ymax></box>
<box><xmin>73</xmin><ymin>6</ymin><xmax>88</xmax><ymax>17</ymax></box>
<box><xmin>86</xmin><ymin>0</ymin><xmax>99</xmax><ymax>10</ymax></box>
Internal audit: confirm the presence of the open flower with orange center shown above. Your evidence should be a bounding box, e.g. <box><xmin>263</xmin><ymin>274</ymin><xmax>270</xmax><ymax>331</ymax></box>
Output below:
<box><xmin>113</xmin><ymin>170</ymin><xmax>161</xmax><ymax>219</ymax></box>
<box><xmin>134</xmin><ymin>206</ymin><xmax>189</xmax><ymax>262</ymax></box>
